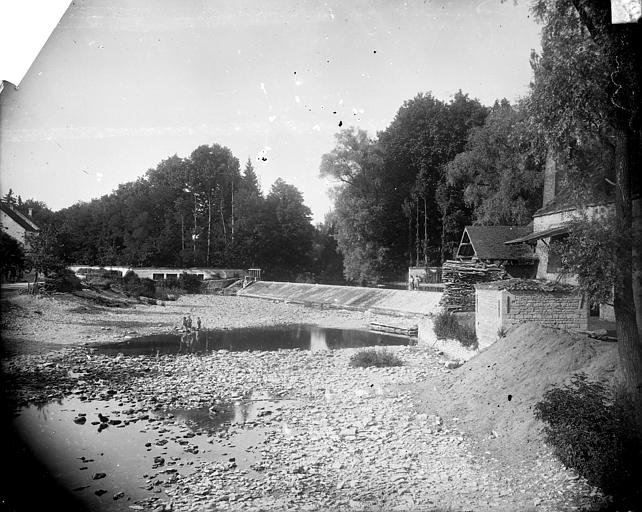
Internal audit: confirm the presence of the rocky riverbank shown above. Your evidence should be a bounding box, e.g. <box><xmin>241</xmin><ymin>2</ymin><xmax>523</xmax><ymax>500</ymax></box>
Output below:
<box><xmin>1</xmin><ymin>292</ymin><xmax>600</xmax><ymax>511</ymax></box>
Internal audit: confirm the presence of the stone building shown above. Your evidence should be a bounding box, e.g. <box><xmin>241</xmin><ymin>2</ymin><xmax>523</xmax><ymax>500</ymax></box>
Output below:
<box><xmin>475</xmin><ymin>279</ymin><xmax>589</xmax><ymax>349</ymax></box>
<box><xmin>504</xmin><ymin>152</ymin><xmax>615</xmax><ymax>320</ymax></box>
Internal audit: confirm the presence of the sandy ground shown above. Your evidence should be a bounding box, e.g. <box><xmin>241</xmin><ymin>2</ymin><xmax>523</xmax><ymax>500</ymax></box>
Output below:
<box><xmin>0</xmin><ymin>291</ymin><xmax>606</xmax><ymax>512</ymax></box>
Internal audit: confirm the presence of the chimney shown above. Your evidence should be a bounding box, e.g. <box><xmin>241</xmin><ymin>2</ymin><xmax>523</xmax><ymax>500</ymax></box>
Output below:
<box><xmin>28</xmin><ymin>208</ymin><xmax>33</xmax><ymax>217</ymax></box>
<box><xmin>542</xmin><ymin>149</ymin><xmax>557</xmax><ymax>207</ymax></box>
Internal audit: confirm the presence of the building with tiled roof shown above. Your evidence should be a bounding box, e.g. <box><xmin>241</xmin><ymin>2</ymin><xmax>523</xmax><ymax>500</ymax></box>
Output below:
<box><xmin>455</xmin><ymin>225</ymin><xmax>537</xmax><ymax>278</ymax></box>
<box><xmin>0</xmin><ymin>201</ymin><xmax>40</xmax><ymax>245</ymax></box>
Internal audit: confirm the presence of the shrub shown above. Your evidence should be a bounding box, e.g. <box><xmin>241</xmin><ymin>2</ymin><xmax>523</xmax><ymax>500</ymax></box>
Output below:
<box><xmin>349</xmin><ymin>349</ymin><xmax>403</xmax><ymax>368</ymax></box>
<box><xmin>534</xmin><ymin>374</ymin><xmax>642</xmax><ymax>509</ymax></box>
<box><xmin>42</xmin><ymin>269</ymin><xmax>82</xmax><ymax>292</ymax></box>
<box><xmin>433</xmin><ymin>310</ymin><xmax>478</xmax><ymax>349</ymax></box>
<box><xmin>178</xmin><ymin>272</ymin><xmax>203</xmax><ymax>294</ymax></box>
<box><xmin>122</xmin><ymin>271</ymin><xmax>156</xmax><ymax>299</ymax></box>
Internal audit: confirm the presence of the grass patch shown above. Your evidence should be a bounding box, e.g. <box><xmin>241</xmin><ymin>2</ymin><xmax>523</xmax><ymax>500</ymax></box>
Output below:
<box><xmin>349</xmin><ymin>349</ymin><xmax>403</xmax><ymax>368</ymax></box>
<box><xmin>534</xmin><ymin>374</ymin><xmax>642</xmax><ymax>510</ymax></box>
<box><xmin>433</xmin><ymin>310</ymin><xmax>478</xmax><ymax>349</ymax></box>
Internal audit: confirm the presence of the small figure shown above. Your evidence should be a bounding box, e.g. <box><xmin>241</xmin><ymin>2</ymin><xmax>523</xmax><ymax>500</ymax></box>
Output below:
<box><xmin>181</xmin><ymin>316</ymin><xmax>189</xmax><ymax>332</ymax></box>
<box><xmin>186</xmin><ymin>314</ymin><xmax>193</xmax><ymax>330</ymax></box>
<box><xmin>196</xmin><ymin>317</ymin><xmax>202</xmax><ymax>330</ymax></box>
<box><xmin>408</xmin><ymin>274</ymin><xmax>413</xmax><ymax>291</ymax></box>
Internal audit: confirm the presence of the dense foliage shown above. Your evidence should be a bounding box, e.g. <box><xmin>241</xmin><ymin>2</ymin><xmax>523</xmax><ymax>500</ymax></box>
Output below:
<box><xmin>0</xmin><ymin>231</ymin><xmax>25</xmax><ymax>281</ymax></box>
<box><xmin>534</xmin><ymin>375</ymin><xmax>641</xmax><ymax>509</ymax></box>
<box><xmin>432</xmin><ymin>310</ymin><xmax>478</xmax><ymax>350</ymax></box>
<box><xmin>26</xmin><ymin>148</ymin><xmax>325</xmax><ymax>282</ymax></box>
<box><xmin>349</xmin><ymin>349</ymin><xmax>404</xmax><ymax>368</ymax></box>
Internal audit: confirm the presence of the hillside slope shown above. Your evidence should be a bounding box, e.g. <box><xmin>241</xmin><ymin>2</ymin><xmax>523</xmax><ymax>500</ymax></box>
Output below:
<box><xmin>416</xmin><ymin>322</ymin><xmax>618</xmax><ymax>460</ymax></box>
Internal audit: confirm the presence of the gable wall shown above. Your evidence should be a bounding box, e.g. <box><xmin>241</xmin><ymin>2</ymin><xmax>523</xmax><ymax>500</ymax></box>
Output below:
<box><xmin>0</xmin><ymin>210</ymin><xmax>28</xmax><ymax>244</ymax></box>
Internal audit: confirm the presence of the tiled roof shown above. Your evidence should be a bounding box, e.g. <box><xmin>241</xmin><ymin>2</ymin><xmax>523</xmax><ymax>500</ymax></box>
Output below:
<box><xmin>461</xmin><ymin>226</ymin><xmax>535</xmax><ymax>261</ymax></box>
<box><xmin>0</xmin><ymin>202</ymin><xmax>40</xmax><ymax>232</ymax></box>
<box><xmin>534</xmin><ymin>190</ymin><xmax>614</xmax><ymax>217</ymax></box>
<box><xmin>475</xmin><ymin>278</ymin><xmax>577</xmax><ymax>292</ymax></box>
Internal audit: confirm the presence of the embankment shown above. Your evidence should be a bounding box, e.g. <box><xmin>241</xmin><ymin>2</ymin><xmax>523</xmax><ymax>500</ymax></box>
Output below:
<box><xmin>237</xmin><ymin>281</ymin><xmax>442</xmax><ymax>317</ymax></box>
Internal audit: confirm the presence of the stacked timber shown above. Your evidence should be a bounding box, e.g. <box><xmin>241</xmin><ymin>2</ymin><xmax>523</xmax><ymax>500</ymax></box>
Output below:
<box><xmin>439</xmin><ymin>260</ymin><xmax>508</xmax><ymax>312</ymax></box>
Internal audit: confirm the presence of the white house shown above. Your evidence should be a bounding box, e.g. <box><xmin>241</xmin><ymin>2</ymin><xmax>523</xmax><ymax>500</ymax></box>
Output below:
<box><xmin>0</xmin><ymin>202</ymin><xmax>40</xmax><ymax>245</ymax></box>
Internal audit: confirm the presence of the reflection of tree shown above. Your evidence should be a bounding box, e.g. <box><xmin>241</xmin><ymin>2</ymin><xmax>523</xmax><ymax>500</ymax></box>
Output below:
<box><xmin>310</xmin><ymin>327</ymin><xmax>329</xmax><ymax>352</ymax></box>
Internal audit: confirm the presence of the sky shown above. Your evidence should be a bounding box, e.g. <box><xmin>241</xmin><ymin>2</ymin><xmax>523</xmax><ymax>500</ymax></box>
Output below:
<box><xmin>0</xmin><ymin>0</ymin><xmax>542</xmax><ymax>223</ymax></box>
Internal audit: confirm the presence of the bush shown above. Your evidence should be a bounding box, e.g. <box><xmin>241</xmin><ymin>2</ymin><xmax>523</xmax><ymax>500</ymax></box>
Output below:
<box><xmin>349</xmin><ymin>349</ymin><xmax>403</xmax><ymax>368</ymax></box>
<box><xmin>178</xmin><ymin>272</ymin><xmax>202</xmax><ymax>294</ymax></box>
<box><xmin>42</xmin><ymin>269</ymin><xmax>82</xmax><ymax>292</ymax></box>
<box><xmin>433</xmin><ymin>310</ymin><xmax>478</xmax><ymax>349</ymax></box>
<box><xmin>534</xmin><ymin>374</ymin><xmax>642</xmax><ymax>510</ymax></box>
<box><xmin>122</xmin><ymin>271</ymin><xmax>156</xmax><ymax>299</ymax></box>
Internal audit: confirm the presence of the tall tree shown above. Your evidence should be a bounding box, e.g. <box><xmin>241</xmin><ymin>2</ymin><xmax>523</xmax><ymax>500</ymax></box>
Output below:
<box><xmin>445</xmin><ymin>99</ymin><xmax>544</xmax><ymax>225</ymax></box>
<box><xmin>261</xmin><ymin>179</ymin><xmax>315</xmax><ymax>281</ymax></box>
<box><xmin>530</xmin><ymin>0</ymin><xmax>642</xmax><ymax>427</ymax></box>
<box><xmin>320</xmin><ymin>128</ymin><xmax>391</xmax><ymax>283</ymax></box>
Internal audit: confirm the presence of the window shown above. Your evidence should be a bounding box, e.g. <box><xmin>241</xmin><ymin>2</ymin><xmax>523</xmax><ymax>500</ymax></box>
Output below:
<box><xmin>152</xmin><ymin>273</ymin><xmax>164</xmax><ymax>281</ymax></box>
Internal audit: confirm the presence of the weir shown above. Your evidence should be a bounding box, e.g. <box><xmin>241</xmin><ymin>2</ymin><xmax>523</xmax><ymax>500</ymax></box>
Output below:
<box><xmin>236</xmin><ymin>281</ymin><xmax>443</xmax><ymax>317</ymax></box>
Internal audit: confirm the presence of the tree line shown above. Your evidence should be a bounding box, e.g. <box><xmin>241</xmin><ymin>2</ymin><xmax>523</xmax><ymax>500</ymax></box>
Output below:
<box><xmin>2</xmin><ymin>151</ymin><xmax>342</xmax><ymax>283</ymax></box>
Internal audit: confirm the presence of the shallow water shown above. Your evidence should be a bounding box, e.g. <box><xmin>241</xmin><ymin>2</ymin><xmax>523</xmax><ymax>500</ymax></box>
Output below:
<box><xmin>9</xmin><ymin>396</ymin><xmax>279</xmax><ymax>511</ymax></box>
<box><xmin>92</xmin><ymin>324</ymin><xmax>411</xmax><ymax>356</ymax></box>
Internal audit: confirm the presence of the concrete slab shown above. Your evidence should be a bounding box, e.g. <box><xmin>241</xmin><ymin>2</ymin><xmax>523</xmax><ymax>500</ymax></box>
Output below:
<box><xmin>237</xmin><ymin>282</ymin><xmax>442</xmax><ymax>317</ymax></box>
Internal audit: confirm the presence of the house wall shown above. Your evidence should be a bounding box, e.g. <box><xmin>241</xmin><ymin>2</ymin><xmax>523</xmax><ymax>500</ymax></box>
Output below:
<box><xmin>0</xmin><ymin>210</ymin><xmax>28</xmax><ymax>244</ymax></box>
<box><xmin>475</xmin><ymin>287</ymin><xmax>589</xmax><ymax>348</ymax></box>
<box><xmin>533</xmin><ymin>204</ymin><xmax>614</xmax><ymax>282</ymax></box>
<box><xmin>475</xmin><ymin>288</ymin><xmax>504</xmax><ymax>349</ymax></box>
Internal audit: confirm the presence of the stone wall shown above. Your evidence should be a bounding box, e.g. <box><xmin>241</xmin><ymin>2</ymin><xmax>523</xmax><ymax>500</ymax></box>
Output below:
<box><xmin>505</xmin><ymin>290</ymin><xmax>588</xmax><ymax>331</ymax></box>
<box><xmin>475</xmin><ymin>282</ymin><xmax>589</xmax><ymax>348</ymax></box>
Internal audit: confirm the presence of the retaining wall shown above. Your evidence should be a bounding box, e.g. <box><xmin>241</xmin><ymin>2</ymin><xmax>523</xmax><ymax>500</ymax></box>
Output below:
<box><xmin>237</xmin><ymin>281</ymin><xmax>442</xmax><ymax>317</ymax></box>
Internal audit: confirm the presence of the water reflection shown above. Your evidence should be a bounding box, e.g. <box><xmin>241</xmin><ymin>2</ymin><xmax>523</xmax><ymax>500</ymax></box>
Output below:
<box><xmin>310</xmin><ymin>327</ymin><xmax>329</xmax><ymax>352</ymax></box>
<box><xmin>9</xmin><ymin>397</ymin><xmax>265</xmax><ymax>512</ymax></box>
<box><xmin>93</xmin><ymin>325</ymin><xmax>410</xmax><ymax>356</ymax></box>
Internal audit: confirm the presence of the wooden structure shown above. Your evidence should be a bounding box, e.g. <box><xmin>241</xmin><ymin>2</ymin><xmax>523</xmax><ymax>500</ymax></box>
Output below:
<box><xmin>455</xmin><ymin>225</ymin><xmax>536</xmax><ymax>278</ymax></box>
<box><xmin>369</xmin><ymin>322</ymin><xmax>418</xmax><ymax>338</ymax></box>
<box><xmin>440</xmin><ymin>260</ymin><xmax>508</xmax><ymax>312</ymax></box>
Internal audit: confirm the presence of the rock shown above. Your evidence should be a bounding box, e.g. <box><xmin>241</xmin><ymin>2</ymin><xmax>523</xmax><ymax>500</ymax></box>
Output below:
<box><xmin>113</xmin><ymin>491</ymin><xmax>125</xmax><ymax>500</ymax></box>
<box><xmin>94</xmin><ymin>489</ymin><xmax>107</xmax><ymax>496</ymax></box>
<box><xmin>73</xmin><ymin>416</ymin><xmax>87</xmax><ymax>424</ymax></box>
<box><xmin>93</xmin><ymin>472</ymin><xmax>107</xmax><ymax>480</ymax></box>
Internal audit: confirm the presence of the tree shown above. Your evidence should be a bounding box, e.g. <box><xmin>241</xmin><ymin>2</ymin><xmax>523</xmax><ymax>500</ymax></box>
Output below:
<box><xmin>530</xmin><ymin>0</ymin><xmax>642</xmax><ymax>428</ymax></box>
<box><xmin>0</xmin><ymin>232</ymin><xmax>25</xmax><ymax>281</ymax></box>
<box><xmin>445</xmin><ymin>99</ymin><xmax>544</xmax><ymax>225</ymax></box>
<box><xmin>379</xmin><ymin>91</ymin><xmax>487</xmax><ymax>264</ymax></box>
<box><xmin>261</xmin><ymin>179</ymin><xmax>315</xmax><ymax>281</ymax></box>
<box><xmin>320</xmin><ymin>128</ymin><xmax>391</xmax><ymax>283</ymax></box>
<box><xmin>25</xmin><ymin>225</ymin><xmax>68</xmax><ymax>289</ymax></box>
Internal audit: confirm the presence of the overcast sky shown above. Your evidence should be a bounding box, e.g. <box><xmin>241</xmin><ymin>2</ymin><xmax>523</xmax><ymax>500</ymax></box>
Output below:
<box><xmin>0</xmin><ymin>0</ymin><xmax>541</xmax><ymax>223</ymax></box>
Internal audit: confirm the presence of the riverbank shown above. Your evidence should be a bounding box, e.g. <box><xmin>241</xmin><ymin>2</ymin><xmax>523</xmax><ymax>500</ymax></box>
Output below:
<box><xmin>1</xmin><ymin>292</ymin><xmax>604</xmax><ymax>511</ymax></box>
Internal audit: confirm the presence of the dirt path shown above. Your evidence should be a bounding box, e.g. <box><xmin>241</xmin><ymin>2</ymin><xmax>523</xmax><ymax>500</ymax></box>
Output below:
<box><xmin>1</xmin><ymin>292</ymin><xmax>597</xmax><ymax>511</ymax></box>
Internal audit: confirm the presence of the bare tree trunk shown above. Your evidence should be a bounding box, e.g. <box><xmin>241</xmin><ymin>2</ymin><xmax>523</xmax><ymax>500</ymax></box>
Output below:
<box><xmin>231</xmin><ymin>183</ymin><xmax>235</xmax><ymax>241</ymax></box>
<box><xmin>415</xmin><ymin>199</ymin><xmax>420</xmax><ymax>267</ymax></box>
<box><xmin>180</xmin><ymin>214</ymin><xmax>185</xmax><ymax>252</ymax></box>
<box><xmin>613</xmin><ymin>124</ymin><xmax>642</xmax><ymax>428</ymax></box>
<box><xmin>193</xmin><ymin>195</ymin><xmax>198</xmax><ymax>260</ymax></box>
<box><xmin>219</xmin><ymin>195</ymin><xmax>228</xmax><ymax>246</ymax></box>
<box><xmin>408</xmin><ymin>212</ymin><xmax>413</xmax><ymax>267</ymax></box>
<box><xmin>423</xmin><ymin>194</ymin><xmax>428</xmax><ymax>267</ymax></box>
<box><xmin>207</xmin><ymin>191</ymin><xmax>212</xmax><ymax>267</ymax></box>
